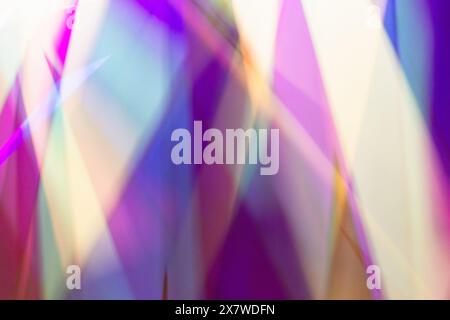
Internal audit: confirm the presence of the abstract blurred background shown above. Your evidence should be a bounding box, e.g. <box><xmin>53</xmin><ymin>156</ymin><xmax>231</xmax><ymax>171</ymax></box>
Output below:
<box><xmin>0</xmin><ymin>0</ymin><xmax>449</xmax><ymax>299</ymax></box>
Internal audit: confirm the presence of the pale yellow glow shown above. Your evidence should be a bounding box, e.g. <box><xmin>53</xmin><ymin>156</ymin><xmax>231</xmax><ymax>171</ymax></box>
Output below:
<box><xmin>231</xmin><ymin>0</ymin><xmax>281</xmax><ymax>81</ymax></box>
<box><xmin>302</xmin><ymin>0</ymin><xmax>445</xmax><ymax>299</ymax></box>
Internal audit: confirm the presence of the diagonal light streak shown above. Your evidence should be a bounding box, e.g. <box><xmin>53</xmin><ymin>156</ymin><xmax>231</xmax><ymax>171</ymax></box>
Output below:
<box><xmin>0</xmin><ymin>55</ymin><xmax>109</xmax><ymax>166</ymax></box>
